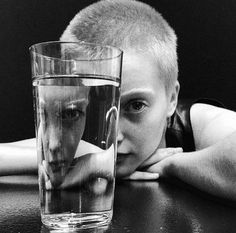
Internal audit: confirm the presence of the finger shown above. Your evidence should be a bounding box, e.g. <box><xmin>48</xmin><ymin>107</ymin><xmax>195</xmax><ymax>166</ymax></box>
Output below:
<box><xmin>141</xmin><ymin>147</ymin><xmax>183</xmax><ymax>168</ymax></box>
<box><xmin>41</xmin><ymin>160</ymin><xmax>54</xmax><ymax>190</ymax></box>
<box><xmin>37</xmin><ymin>124</ymin><xmax>45</xmax><ymax>161</ymax></box>
<box><xmin>145</xmin><ymin>158</ymin><xmax>171</xmax><ymax>177</ymax></box>
<box><xmin>42</xmin><ymin>160</ymin><xmax>49</xmax><ymax>181</ymax></box>
<box><xmin>45</xmin><ymin>180</ymin><xmax>53</xmax><ymax>190</ymax></box>
<box><xmin>123</xmin><ymin>171</ymin><xmax>159</xmax><ymax>180</ymax></box>
<box><xmin>159</xmin><ymin>147</ymin><xmax>183</xmax><ymax>158</ymax></box>
<box><xmin>39</xmin><ymin>161</ymin><xmax>53</xmax><ymax>190</ymax></box>
<box><xmin>61</xmin><ymin>145</ymin><xmax>115</xmax><ymax>189</ymax></box>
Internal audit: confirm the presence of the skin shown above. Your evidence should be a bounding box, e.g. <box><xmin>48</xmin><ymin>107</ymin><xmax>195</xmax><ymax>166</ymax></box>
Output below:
<box><xmin>115</xmin><ymin>50</ymin><xmax>236</xmax><ymax>201</ymax></box>
<box><xmin>1</xmin><ymin>50</ymin><xmax>236</xmax><ymax>199</ymax></box>
<box><xmin>116</xmin><ymin>50</ymin><xmax>179</xmax><ymax>178</ymax></box>
<box><xmin>118</xmin><ymin>53</ymin><xmax>236</xmax><ymax>200</ymax></box>
<box><xmin>0</xmin><ymin>50</ymin><xmax>181</xmax><ymax>187</ymax></box>
<box><xmin>37</xmin><ymin>85</ymin><xmax>89</xmax><ymax>187</ymax></box>
<box><xmin>39</xmin><ymin>50</ymin><xmax>180</xmax><ymax>188</ymax></box>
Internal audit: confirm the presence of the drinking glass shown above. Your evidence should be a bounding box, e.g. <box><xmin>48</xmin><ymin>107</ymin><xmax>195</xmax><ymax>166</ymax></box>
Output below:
<box><xmin>29</xmin><ymin>41</ymin><xmax>123</xmax><ymax>230</ymax></box>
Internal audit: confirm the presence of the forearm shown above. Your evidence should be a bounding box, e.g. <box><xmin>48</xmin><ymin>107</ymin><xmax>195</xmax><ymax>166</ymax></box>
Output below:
<box><xmin>170</xmin><ymin>132</ymin><xmax>236</xmax><ymax>200</ymax></box>
<box><xmin>60</xmin><ymin>144</ymin><xmax>114</xmax><ymax>189</ymax></box>
<box><xmin>0</xmin><ymin>139</ymin><xmax>38</xmax><ymax>175</ymax></box>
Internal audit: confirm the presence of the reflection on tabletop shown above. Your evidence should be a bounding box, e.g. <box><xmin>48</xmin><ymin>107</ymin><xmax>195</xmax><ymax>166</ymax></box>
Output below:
<box><xmin>41</xmin><ymin>224</ymin><xmax>109</xmax><ymax>233</ymax></box>
<box><xmin>0</xmin><ymin>176</ymin><xmax>236</xmax><ymax>233</ymax></box>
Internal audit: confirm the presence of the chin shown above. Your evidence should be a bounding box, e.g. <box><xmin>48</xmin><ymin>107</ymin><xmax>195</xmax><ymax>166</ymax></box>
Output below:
<box><xmin>48</xmin><ymin>165</ymin><xmax>69</xmax><ymax>188</ymax></box>
<box><xmin>116</xmin><ymin>164</ymin><xmax>136</xmax><ymax>178</ymax></box>
<box><xmin>49</xmin><ymin>173</ymin><xmax>64</xmax><ymax>188</ymax></box>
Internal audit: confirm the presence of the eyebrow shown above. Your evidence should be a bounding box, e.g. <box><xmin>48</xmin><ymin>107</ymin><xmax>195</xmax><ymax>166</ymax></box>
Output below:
<box><xmin>39</xmin><ymin>98</ymin><xmax>89</xmax><ymax>108</ymax></box>
<box><xmin>121</xmin><ymin>88</ymin><xmax>155</xmax><ymax>100</ymax></box>
<box><xmin>66</xmin><ymin>98</ymin><xmax>89</xmax><ymax>107</ymax></box>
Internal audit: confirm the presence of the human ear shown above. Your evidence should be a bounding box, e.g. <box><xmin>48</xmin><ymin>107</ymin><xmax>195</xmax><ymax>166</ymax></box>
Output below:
<box><xmin>167</xmin><ymin>81</ymin><xmax>180</xmax><ymax>117</ymax></box>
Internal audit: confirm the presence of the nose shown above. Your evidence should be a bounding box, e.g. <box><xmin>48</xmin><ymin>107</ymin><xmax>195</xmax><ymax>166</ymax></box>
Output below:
<box><xmin>47</xmin><ymin>126</ymin><xmax>62</xmax><ymax>161</ymax></box>
<box><xmin>117</xmin><ymin>118</ymin><xmax>125</xmax><ymax>146</ymax></box>
<box><xmin>117</xmin><ymin>128</ymin><xmax>124</xmax><ymax>144</ymax></box>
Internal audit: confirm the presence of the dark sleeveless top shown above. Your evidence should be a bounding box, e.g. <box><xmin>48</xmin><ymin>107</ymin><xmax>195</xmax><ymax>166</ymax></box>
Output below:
<box><xmin>165</xmin><ymin>99</ymin><xmax>224</xmax><ymax>152</ymax></box>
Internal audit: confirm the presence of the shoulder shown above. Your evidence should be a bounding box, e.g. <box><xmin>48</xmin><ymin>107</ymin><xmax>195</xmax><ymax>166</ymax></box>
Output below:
<box><xmin>190</xmin><ymin>102</ymin><xmax>236</xmax><ymax>149</ymax></box>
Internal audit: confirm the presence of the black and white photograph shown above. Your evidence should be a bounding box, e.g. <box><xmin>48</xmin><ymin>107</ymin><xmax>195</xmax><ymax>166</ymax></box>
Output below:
<box><xmin>0</xmin><ymin>0</ymin><xmax>235</xmax><ymax>232</ymax></box>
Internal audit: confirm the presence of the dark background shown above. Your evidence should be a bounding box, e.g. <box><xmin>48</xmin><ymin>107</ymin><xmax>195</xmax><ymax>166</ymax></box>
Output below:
<box><xmin>0</xmin><ymin>0</ymin><xmax>235</xmax><ymax>142</ymax></box>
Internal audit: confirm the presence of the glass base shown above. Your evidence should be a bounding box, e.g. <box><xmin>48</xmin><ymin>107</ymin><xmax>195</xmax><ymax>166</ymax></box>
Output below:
<box><xmin>42</xmin><ymin>210</ymin><xmax>112</xmax><ymax>231</ymax></box>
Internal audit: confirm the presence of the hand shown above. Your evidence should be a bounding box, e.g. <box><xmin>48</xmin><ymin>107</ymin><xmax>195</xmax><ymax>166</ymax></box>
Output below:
<box><xmin>38</xmin><ymin>160</ymin><xmax>53</xmax><ymax>190</ymax></box>
<box><xmin>123</xmin><ymin>147</ymin><xmax>183</xmax><ymax>180</ymax></box>
<box><xmin>40</xmin><ymin>144</ymin><xmax>114</xmax><ymax>190</ymax></box>
<box><xmin>60</xmin><ymin>144</ymin><xmax>114</xmax><ymax>189</ymax></box>
<box><xmin>38</xmin><ymin>125</ymin><xmax>53</xmax><ymax>189</ymax></box>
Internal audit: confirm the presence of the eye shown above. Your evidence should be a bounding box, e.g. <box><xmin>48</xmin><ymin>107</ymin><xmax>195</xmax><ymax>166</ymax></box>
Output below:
<box><xmin>61</xmin><ymin>108</ymin><xmax>81</xmax><ymax>121</ymax></box>
<box><xmin>125</xmin><ymin>100</ymin><xmax>147</xmax><ymax>113</ymax></box>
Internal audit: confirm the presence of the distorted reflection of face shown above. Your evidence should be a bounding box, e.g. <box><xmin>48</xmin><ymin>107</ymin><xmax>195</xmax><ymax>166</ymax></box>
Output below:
<box><xmin>38</xmin><ymin>85</ymin><xmax>89</xmax><ymax>187</ymax></box>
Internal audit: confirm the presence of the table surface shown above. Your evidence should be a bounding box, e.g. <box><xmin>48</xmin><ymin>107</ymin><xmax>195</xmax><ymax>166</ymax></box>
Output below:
<box><xmin>0</xmin><ymin>175</ymin><xmax>235</xmax><ymax>233</ymax></box>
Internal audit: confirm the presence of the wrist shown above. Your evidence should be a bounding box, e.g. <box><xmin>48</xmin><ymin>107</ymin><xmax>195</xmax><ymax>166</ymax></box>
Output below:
<box><xmin>164</xmin><ymin>152</ymin><xmax>183</xmax><ymax>177</ymax></box>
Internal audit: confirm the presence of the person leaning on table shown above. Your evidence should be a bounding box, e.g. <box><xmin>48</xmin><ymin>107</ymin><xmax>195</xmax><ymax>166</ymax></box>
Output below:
<box><xmin>0</xmin><ymin>0</ymin><xmax>236</xmax><ymax>200</ymax></box>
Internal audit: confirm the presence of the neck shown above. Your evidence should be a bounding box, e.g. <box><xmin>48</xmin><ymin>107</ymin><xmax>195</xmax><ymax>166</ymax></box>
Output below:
<box><xmin>158</xmin><ymin>123</ymin><xmax>167</xmax><ymax>149</ymax></box>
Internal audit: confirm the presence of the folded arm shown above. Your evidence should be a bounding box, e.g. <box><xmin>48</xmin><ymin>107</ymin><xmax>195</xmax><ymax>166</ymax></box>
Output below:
<box><xmin>182</xmin><ymin>103</ymin><xmax>236</xmax><ymax>199</ymax></box>
<box><xmin>59</xmin><ymin>144</ymin><xmax>114</xmax><ymax>189</ymax></box>
<box><xmin>152</xmin><ymin>133</ymin><xmax>236</xmax><ymax>200</ymax></box>
<box><xmin>0</xmin><ymin>138</ymin><xmax>38</xmax><ymax>175</ymax></box>
<box><xmin>127</xmin><ymin>104</ymin><xmax>236</xmax><ymax>200</ymax></box>
<box><xmin>0</xmin><ymin>136</ymin><xmax>114</xmax><ymax>191</ymax></box>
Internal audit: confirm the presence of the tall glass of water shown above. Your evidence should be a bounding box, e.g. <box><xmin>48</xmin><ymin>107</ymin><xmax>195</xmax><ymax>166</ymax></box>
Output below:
<box><xmin>29</xmin><ymin>41</ymin><xmax>123</xmax><ymax>230</ymax></box>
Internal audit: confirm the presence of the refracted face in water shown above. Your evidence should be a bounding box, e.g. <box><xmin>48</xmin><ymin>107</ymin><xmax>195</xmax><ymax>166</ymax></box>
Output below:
<box><xmin>38</xmin><ymin>85</ymin><xmax>89</xmax><ymax>187</ymax></box>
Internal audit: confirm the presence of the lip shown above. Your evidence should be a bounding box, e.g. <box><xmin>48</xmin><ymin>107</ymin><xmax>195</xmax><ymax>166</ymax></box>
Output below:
<box><xmin>48</xmin><ymin>160</ymin><xmax>67</xmax><ymax>173</ymax></box>
<box><xmin>117</xmin><ymin>153</ymin><xmax>129</xmax><ymax>164</ymax></box>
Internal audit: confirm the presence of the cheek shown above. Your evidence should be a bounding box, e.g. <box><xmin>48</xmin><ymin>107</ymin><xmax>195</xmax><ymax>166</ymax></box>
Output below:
<box><xmin>62</xmin><ymin>119</ymin><xmax>86</xmax><ymax>158</ymax></box>
<box><xmin>134</xmin><ymin>110</ymin><xmax>167</xmax><ymax>155</ymax></box>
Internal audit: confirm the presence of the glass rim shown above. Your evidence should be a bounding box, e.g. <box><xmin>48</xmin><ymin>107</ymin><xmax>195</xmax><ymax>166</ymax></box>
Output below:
<box><xmin>29</xmin><ymin>40</ymin><xmax>123</xmax><ymax>61</ymax></box>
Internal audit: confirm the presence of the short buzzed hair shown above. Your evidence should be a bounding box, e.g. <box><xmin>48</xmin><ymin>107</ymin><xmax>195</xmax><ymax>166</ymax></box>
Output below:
<box><xmin>61</xmin><ymin>0</ymin><xmax>178</xmax><ymax>93</ymax></box>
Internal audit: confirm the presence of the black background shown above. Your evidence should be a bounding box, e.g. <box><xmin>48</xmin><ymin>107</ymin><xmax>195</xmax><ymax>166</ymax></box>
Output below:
<box><xmin>0</xmin><ymin>0</ymin><xmax>235</xmax><ymax>141</ymax></box>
